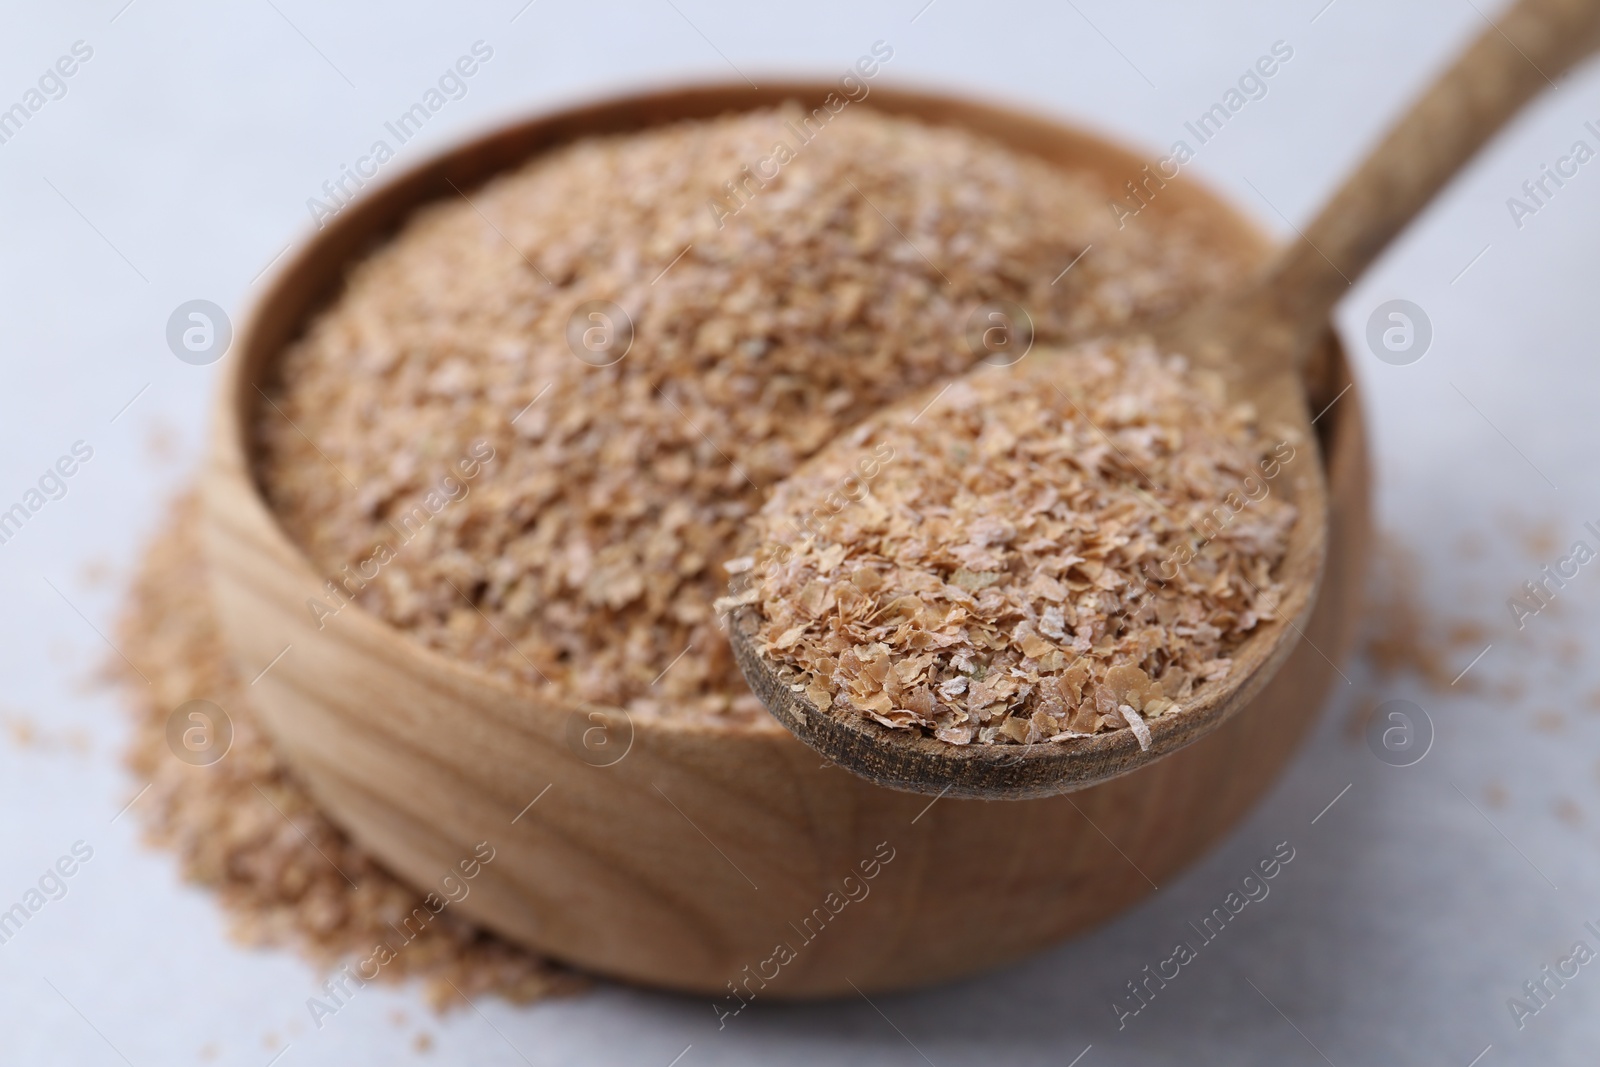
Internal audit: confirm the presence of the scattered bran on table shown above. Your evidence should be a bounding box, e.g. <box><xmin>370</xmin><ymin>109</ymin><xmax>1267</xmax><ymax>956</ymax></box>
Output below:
<box><xmin>115</xmin><ymin>490</ymin><xmax>584</xmax><ymax>1009</ymax></box>
<box><xmin>725</xmin><ymin>340</ymin><xmax>1298</xmax><ymax>746</ymax></box>
<box><xmin>253</xmin><ymin>104</ymin><xmax>1253</xmax><ymax>726</ymax></box>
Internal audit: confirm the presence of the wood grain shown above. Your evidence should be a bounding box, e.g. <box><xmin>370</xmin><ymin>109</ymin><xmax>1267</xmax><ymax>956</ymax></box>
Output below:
<box><xmin>201</xmin><ymin>83</ymin><xmax>1369</xmax><ymax>996</ymax></box>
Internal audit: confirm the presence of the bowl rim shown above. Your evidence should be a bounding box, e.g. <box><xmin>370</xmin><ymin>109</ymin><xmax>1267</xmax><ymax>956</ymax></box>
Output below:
<box><xmin>211</xmin><ymin>78</ymin><xmax>1295</xmax><ymax>746</ymax></box>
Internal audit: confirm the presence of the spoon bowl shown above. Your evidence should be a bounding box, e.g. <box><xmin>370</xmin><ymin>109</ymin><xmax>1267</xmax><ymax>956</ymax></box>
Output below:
<box><xmin>727</xmin><ymin>335</ymin><xmax>1329</xmax><ymax>799</ymax></box>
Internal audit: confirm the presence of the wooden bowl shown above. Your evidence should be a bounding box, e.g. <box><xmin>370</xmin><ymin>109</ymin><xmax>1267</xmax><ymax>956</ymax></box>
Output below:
<box><xmin>201</xmin><ymin>83</ymin><xmax>1370</xmax><ymax>998</ymax></box>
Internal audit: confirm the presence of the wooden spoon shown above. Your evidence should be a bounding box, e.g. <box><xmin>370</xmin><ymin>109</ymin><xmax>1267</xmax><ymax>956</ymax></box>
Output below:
<box><xmin>729</xmin><ymin>0</ymin><xmax>1600</xmax><ymax>799</ymax></box>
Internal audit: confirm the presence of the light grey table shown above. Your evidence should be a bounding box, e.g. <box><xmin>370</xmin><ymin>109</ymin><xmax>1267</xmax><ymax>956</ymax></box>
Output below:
<box><xmin>2</xmin><ymin>1</ymin><xmax>1597</xmax><ymax>1063</ymax></box>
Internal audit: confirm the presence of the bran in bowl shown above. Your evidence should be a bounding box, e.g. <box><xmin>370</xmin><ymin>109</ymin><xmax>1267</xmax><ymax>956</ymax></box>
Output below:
<box><xmin>253</xmin><ymin>104</ymin><xmax>1253</xmax><ymax>725</ymax></box>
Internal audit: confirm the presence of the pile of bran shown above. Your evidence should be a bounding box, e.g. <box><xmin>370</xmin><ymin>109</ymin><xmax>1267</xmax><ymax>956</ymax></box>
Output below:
<box><xmin>728</xmin><ymin>341</ymin><xmax>1297</xmax><ymax>746</ymax></box>
<box><xmin>116</xmin><ymin>491</ymin><xmax>582</xmax><ymax>1009</ymax></box>
<box><xmin>254</xmin><ymin>104</ymin><xmax>1251</xmax><ymax>726</ymax></box>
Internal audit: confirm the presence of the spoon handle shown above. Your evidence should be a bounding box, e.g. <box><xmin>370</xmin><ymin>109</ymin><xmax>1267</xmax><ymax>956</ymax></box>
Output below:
<box><xmin>1262</xmin><ymin>0</ymin><xmax>1600</xmax><ymax>346</ymax></box>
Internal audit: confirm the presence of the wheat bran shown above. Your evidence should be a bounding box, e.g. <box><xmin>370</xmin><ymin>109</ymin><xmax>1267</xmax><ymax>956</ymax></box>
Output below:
<box><xmin>726</xmin><ymin>341</ymin><xmax>1297</xmax><ymax>745</ymax></box>
<box><xmin>254</xmin><ymin>105</ymin><xmax>1250</xmax><ymax>725</ymax></box>
<box><xmin>116</xmin><ymin>491</ymin><xmax>582</xmax><ymax>1009</ymax></box>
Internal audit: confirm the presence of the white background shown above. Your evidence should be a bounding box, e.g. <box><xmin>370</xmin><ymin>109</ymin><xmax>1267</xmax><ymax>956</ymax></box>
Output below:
<box><xmin>2</xmin><ymin>1</ymin><xmax>1599</xmax><ymax>1064</ymax></box>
